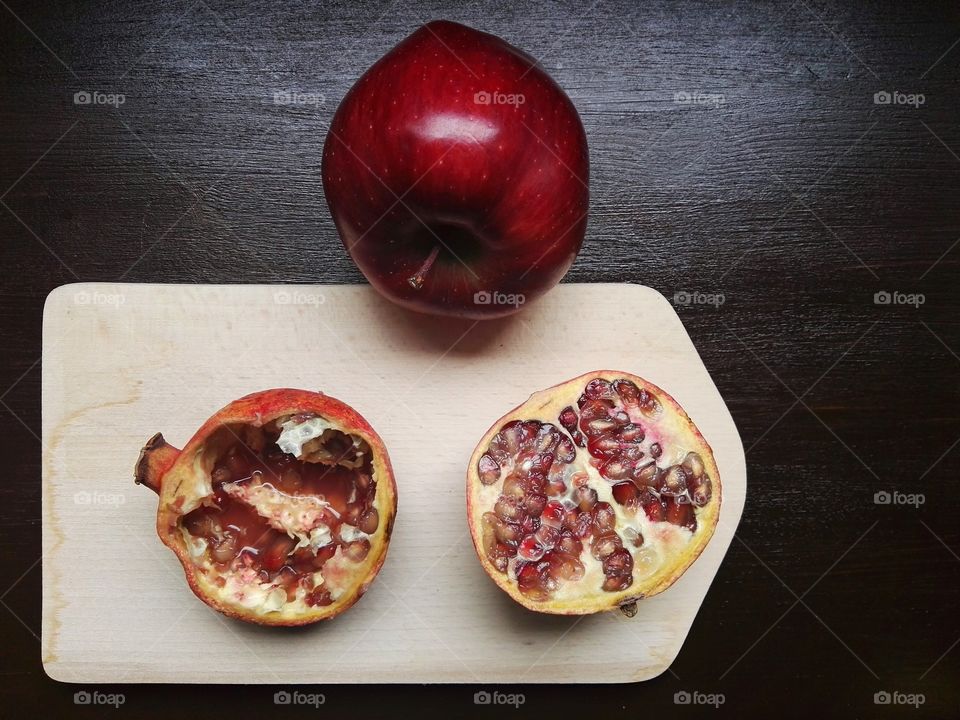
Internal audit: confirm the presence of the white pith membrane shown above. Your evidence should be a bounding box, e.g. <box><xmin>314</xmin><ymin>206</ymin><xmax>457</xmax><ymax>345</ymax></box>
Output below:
<box><xmin>173</xmin><ymin>414</ymin><xmax>382</xmax><ymax>620</ymax></box>
<box><xmin>470</xmin><ymin>373</ymin><xmax>721</xmax><ymax>611</ymax></box>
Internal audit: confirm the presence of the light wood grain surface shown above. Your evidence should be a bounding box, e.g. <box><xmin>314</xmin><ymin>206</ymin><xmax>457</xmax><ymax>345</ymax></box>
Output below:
<box><xmin>41</xmin><ymin>282</ymin><xmax>745</xmax><ymax>683</ymax></box>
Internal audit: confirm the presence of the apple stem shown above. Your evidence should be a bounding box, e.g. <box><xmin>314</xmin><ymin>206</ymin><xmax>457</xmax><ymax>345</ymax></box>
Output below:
<box><xmin>407</xmin><ymin>244</ymin><xmax>441</xmax><ymax>290</ymax></box>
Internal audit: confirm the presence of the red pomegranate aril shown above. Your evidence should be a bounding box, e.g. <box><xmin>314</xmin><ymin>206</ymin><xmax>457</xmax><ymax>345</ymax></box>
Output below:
<box><xmin>534</xmin><ymin>524</ymin><xmax>560</xmax><ymax>548</ymax></box>
<box><xmin>593</xmin><ymin>502</ymin><xmax>617</xmax><ymax>531</ymax></box>
<box><xmin>613</xmin><ymin>379</ymin><xmax>640</xmax><ymax>404</ymax></box>
<box><xmin>619</xmin><ymin>423</ymin><xmax>644</xmax><ymax>443</ymax></box>
<box><xmin>658</xmin><ymin>465</ymin><xmax>688</xmax><ymax>496</ymax></box>
<box><xmin>572</xmin><ymin>510</ymin><xmax>595</xmax><ymax>539</ymax></box>
<box><xmin>546</xmin><ymin>476</ymin><xmax>567</xmax><ymax>496</ymax></box>
<box><xmin>638</xmin><ymin>388</ymin><xmax>660</xmax><ymax>413</ymax></box>
<box><xmin>495</xmin><ymin>495</ymin><xmax>523</xmax><ymax>521</ymax></box>
<box><xmin>358</xmin><ymin>507</ymin><xmax>379</xmax><ymax>534</ymax></box>
<box><xmin>649</xmin><ymin>442</ymin><xmax>662</xmax><ymax>458</ymax></box>
<box><xmin>681</xmin><ymin>451</ymin><xmax>705</xmax><ymax>479</ymax></box>
<box><xmin>542</xmin><ymin>500</ymin><xmax>565</xmax><ymax>527</ymax></box>
<box><xmin>523</xmin><ymin>493</ymin><xmax>547</xmax><ymax>517</ymax></box>
<box><xmin>343</xmin><ymin>502</ymin><xmax>363</xmax><ymax>526</ymax></box>
<box><xmin>557</xmin><ymin>531</ymin><xmax>583</xmax><ymax>557</ymax></box>
<box><xmin>588</xmin><ymin>433</ymin><xmax>621</xmax><ymax>459</ymax></box>
<box><xmin>516</xmin><ymin>562</ymin><xmax>550</xmax><ymax>601</ymax></box>
<box><xmin>478</xmin><ymin>454</ymin><xmax>501</xmax><ymax>485</ymax></box>
<box><xmin>343</xmin><ymin>538</ymin><xmax>371</xmax><ymax>562</ymax></box>
<box><xmin>612</xmin><ymin>481</ymin><xmax>640</xmax><ymax>506</ymax></box>
<box><xmin>502</xmin><ymin>474</ymin><xmax>525</xmax><ymax>499</ymax></box>
<box><xmin>584</xmin><ymin>378</ymin><xmax>615</xmax><ymax>400</ymax></box>
<box><xmin>690</xmin><ymin>476</ymin><xmax>713</xmax><ymax>507</ymax></box>
<box><xmin>591</xmin><ymin>531</ymin><xmax>623</xmax><ymax>559</ymax></box>
<box><xmin>585</xmin><ymin>418</ymin><xmax>617</xmax><ymax>436</ymax></box>
<box><xmin>665</xmin><ymin>497</ymin><xmax>697</xmax><ymax>532</ymax></box>
<box><xmin>599</xmin><ymin>457</ymin><xmax>631</xmax><ymax>480</ymax></box>
<box><xmin>306</xmin><ymin>587</ymin><xmax>333</xmax><ymax>607</ymax></box>
<box><xmin>639</xmin><ymin>488</ymin><xmax>666</xmax><ymax>522</ymax></box>
<box><xmin>547</xmin><ymin>551</ymin><xmax>585</xmax><ymax>581</ymax></box>
<box><xmin>535</xmin><ymin>424</ymin><xmax>560</xmax><ymax>453</ymax></box>
<box><xmin>571</xmin><ymin>471</ymin><xmax>590</xmax><ymax>488</ymax></box>
<box><xmin>633</xmin><ymin>461</ymin><xmax>659</xmax><ymax>486</ymax></box>
<box><xmin>262</xmin><ymin>535</ymin><xmax>297</xmax><ymax>572</ymax></box>
<box><xmin>501</xmin><ymin>420</ymin><xmax>522</xmax><ymax>453</ymax></box>
<box><xmin>602</xmin><ymin>548</ymin><xmax>634</xmax><ymax>592</ymax></box>
<box><xmin>556</xmin><ymin>436</ymin><xmax>576</xmax><ymax>462</ymax></box>
<box><xmin>211</xmin><ymin>535</ymin><xmax>238</xmax><ymax>564</ymax></box>
<box><xmin>518</xmin><ymin>535</ymin><xmax>546</xmax><ymax>562</ymax></box>
<box><xmin>575</xmin><ymin>485</ymin><xmax>598</xmax><ymax>511</ymax></box>
<box><xmin>520</xmin><ymin>513</ymin><xmax>540</xmax><ymax>536</ymax></box>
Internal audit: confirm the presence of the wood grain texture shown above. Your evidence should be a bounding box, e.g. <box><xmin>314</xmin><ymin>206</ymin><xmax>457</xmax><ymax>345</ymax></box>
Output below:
<box><xmin>40</xmin><ymin>282</ymin><xmax>745</xmax><ymax>684</ymax></box>
<box><xmin>1</xmin><ymin>0</ymin><xmax>959</xmax><ymax>716</ymax></box>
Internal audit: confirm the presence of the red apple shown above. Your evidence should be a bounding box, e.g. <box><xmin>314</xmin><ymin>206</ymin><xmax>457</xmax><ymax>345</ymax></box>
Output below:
<box><xmin>322</xmin><ymin>20</ymin><xmax>589</xmax><ymax>319</ymax></box>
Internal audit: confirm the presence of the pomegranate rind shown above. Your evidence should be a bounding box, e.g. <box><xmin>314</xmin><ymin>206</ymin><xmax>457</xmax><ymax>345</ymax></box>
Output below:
<box><xmin>136</xmin><ymin>388</ymin><xmax>398</xmax><ymax>626</ymax></box>
<box><xmin>466</xmin><ymin>371</ymin><xmax>721</xmax><ymax>615</ymax></box>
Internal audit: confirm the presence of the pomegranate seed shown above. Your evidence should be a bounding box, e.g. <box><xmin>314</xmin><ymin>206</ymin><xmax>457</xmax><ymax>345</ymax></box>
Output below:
<box><xmin>556</xmin><ymin>436</ymin><xmax>576</xmax><ymax>463</ymax></box>
<box><xmin>611</xmin><ymin>410</ymin><xmax>630</xmax><ymax>426</ymax></box>
<box><xmin>502</xmin><ymin>474</ymin><xmax>525</xmax><ymax>499</ymax></box>
<box><xmin>639</xmin><ymin>488</ymin><xmax>666</xmax><ymax>522</ymax></box>
<box><xmin>542</xmin><ymin>501</ymin><xmax>565</xmax><ymax>527</ymax></box>
<box><xmin>546</xmin><ymin>477</ymin><xmax>567</xmax><ymax>496</ymax></box>
<box><xmin>343</xmin><ymin>538</ymin><xmax>370</xmax><ymax>562</ymax></box>
<box><xmin>495</xmin><ymin>495</ymin><xmax>523</xmax><ymax>521</ymax></box>
<box><xmin>549</xmin><ymin>552</ymin><xmax>585</xmax><ymax>581</ymax></box>
<box><xmin>649</xmin><ymin>442</ymin><xmax>662</xmax><ymax>458</ymax></box>
<box><xmin>493</xmin><ymin>518</ymin><xmax>522</xmax><ymax>546</ymax></box>
<box><xmin>572</xmin><ymin>510</ymin><xmax>595</xmax><ymax>539</ymax></box>
<box><xmin>571</xmin><ymin>471</ymin><xmax>590</xmax><ymax>488</ymax></box>
<box><xmin>358</xmin><ymin>507</ymin><xmax>379</xmax><ymax>534</ymax></box>
<box><xmin>618</xmin><ymin>423</ymin><xmax>644</xmax><ymax>443</ymax></box>
<box><xmin>612</xmin><ymin>481</ymin><xmax>640</xmax><ymax>506</ymax></box>
<box><xmin>691</xmin><ymin>476</ymin><xmax>712</xmax><ymax>507</ymax></box>
<box><xmin>562</xmin><ymin>508</ymin><xmax>579</xmax><ymax>530</ymax></box>
<box><xmin>500</xmin><ymin>420</ymin><xmax>522</xmax><ymax>453</ymax></box>
<box><xmin>637</xmin><ymin>388</ymin><xmax>660</xmax><ymax>415</ymax></box>
<box><xmin>588</xmin><ymin>433</ymin><xmax>621</xmax><ymax>459</ymax></box>
<box><xmin>633</xmin><ymin>461</ymin><xmax>659</xmax><ymax>486</ymax></box>
<box><xmin>620</xmin><ymin>445</ymin><xmax>645</xmax><ymax>462</ymax></box>
<box><xmin>586</xmin><ymin>418</ymin><xmax>617</xmax><ymax>436</ymax></box>
<box><xmin>518</xmin><ymin>535</ymin><xmax>546</xmax><ymax>562</ymax></box>
<box><xmin>575</xmin><ymin>485</ymin><xmax>598</xmax><ymax>512</ymax></box>
<box><xmin>623</xmin><ymin>526</ymin><xmax>644</xmax><ymax>548</ymax></box>
<box><xmin>559</xmin><ymin>406</ymin><xmax>578</xmax><ymax>428</ymax></box>
<box><xmin>658</xmin><ymin>465</ymin><xmax>688</xmax><ymax>496</ymax></box>
<box><xmin>593</xmin><ymin>502</ymin><xmax>616</xmax><ymax>532</ymax></box>
<box><xmin>584</xmin><ymin>378</ymin><xmax>614</xmax><ymax>400</ymax></box>
<box><xmin>523</xmin><ymin>493</ymin><xmax>547</xmax><ymax>517</ymax></box>
<box><xmin>681</xmin><ymin>451</ymin><xmax>705</xmax><ymax>479</ymax></box>
<box><xmin>603</xmin><ymin>547</ymin><xmax>633</xmax><ymax>576</ymax></box>
<box><xmin>534</xmin><ymin>524</ymin><xmax>560</xmax><ymax>549</ymax></box>
<box><xmin>665</xmin><ymin>497</ymin><xmax>697</xmax><ymax>532</ymax></box>
<box><xmin>599</xmin><ymin>457</ymin><xmax>631</xmax><ymax>480</ymax></box>
<box><xmin>516</xmin><ymin>562</ymin><xmax>550</xmax><ymax>601</ymax></box>
<box><xmin>591</xmin><ymin>531</ymin><xmax>623</xmax><ymax>559</ymax></box>
<box><xmin>613</xmin><ymin>379</ymin><xmax>640</xmax><ymax>404</ymax></box>
<box><xmin>343</xmin><ymin>502</ymin><xmax>363</xmax><ymax>525</ymax></box>
<box><xmin>557</xmin><ymin>532</ymin><xmax>583</xmax><ymax>557</ymax></box>
<box><xmin>262</xmin><ymin>535</ymin><xmax>296</xmax><ymax>572</ymax></box>
<box><xmin>535</xmin><ymin>424</ymin><xmax>560</xmax><ymax>453</ymax></box>
<box><xmin>478</xmin><ymin>453</ymin><xmax>501</xmax><ymax>485</ymax></box>
<box><xmin>520</xmin><ymin>421</ymin><xmax>541</xmax><ymax>447</ymax></box>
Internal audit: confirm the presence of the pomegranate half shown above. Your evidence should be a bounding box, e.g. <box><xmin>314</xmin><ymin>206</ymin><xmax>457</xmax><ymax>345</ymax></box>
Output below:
<box><xmin>467</xmin><ymin>371</ymin><xmax>720</xmax><ymax>614</ymax></box>
<box><xmin>135</xmin><ymin>388</ymin><xmax>397</xmax><ymax>626</ymax></box>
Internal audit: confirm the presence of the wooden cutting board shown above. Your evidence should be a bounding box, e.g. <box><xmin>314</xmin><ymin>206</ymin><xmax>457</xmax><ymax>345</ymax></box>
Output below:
<box><xmin>41</xmin><ymin>283</ymin><xmax>745</xmax><ymax>684</ymax></box>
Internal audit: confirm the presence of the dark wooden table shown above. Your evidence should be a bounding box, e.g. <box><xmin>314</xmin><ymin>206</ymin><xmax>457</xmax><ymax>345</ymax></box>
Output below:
<box><xmin>2</xmin><ymin>1</ymin><xmax>958</xmax><ymax>716</ymax></box>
